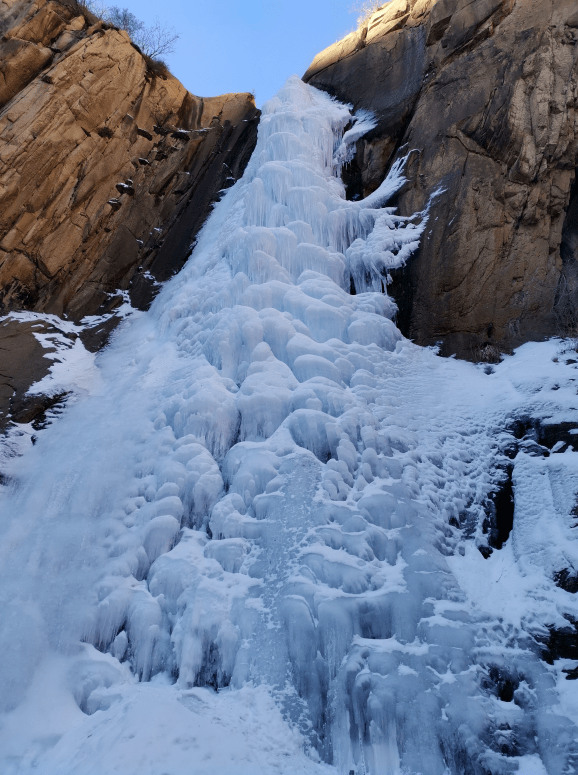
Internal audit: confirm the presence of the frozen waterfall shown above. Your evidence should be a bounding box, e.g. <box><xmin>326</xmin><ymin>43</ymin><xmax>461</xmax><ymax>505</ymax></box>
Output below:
<box><xmin>0</xmin><ymin>77</ymin><xmax>577</xmax><ymax>775</ymax></box>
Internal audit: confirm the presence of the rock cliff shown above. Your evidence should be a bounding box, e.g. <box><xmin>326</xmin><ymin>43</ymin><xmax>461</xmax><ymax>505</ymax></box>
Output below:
<box><xmin>0</xmin><ymin>0</ymin><xmax>259</xmax><ymax>321</ymax></box>
<box><xmin>0</xmin><ymin>0</ymin><xmax>259</xmax><ymax>427</ymax></box>
<box><xmin>305</xmin><ymin>0</ymin><xmax>578</xmax><ymax>358</ymax></box>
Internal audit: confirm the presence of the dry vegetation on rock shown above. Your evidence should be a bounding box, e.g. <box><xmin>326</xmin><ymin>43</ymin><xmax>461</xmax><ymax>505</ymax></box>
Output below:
<box><xmin>82</xmin><ymin>2</ymin><xmax>179</xmax><ymax>59</ymax></box>
<box><xmin>351</xmin><ymin>0</ymin><xmax>383</xmax><ymax>27</ymax></box>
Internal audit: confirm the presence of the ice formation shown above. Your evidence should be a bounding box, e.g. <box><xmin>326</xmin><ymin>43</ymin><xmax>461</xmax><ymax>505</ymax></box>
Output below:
<box><xmin>0</xmin><ymin>77</ymin><xmax>577</xmax><ymax>775</ymax></box>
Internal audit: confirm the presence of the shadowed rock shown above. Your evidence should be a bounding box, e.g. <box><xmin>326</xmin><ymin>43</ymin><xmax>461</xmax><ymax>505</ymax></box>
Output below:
<box><xmin>304</xmin><ymin>0</ymin><xmax>578</xmax><ymax>359</ymax></box>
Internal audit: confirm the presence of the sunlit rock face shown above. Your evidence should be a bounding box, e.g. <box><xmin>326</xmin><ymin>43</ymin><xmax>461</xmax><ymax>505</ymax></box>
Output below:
<box><xmin>0</xmin><ymin>0</ymin><xmax>259</xmax><ymax>322</ymax></box>
<box><xmin>0</xmin><ymin>75</ymin><xmax>577</xmax><ymax>775</ymax></box>
<box><xmin>304</xmin><ymin>0</ymin><xmax>578</xmax><ymax>360</ymax></box>
<box><xmin>0</xmin><ymin>0</ymin><xmax>259</xmax><ymax>428</ymax></box>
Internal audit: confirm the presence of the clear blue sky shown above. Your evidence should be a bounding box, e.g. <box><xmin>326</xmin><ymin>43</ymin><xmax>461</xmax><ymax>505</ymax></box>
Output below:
<box><xmin>123</xmin><ymin>0</ymin><xmax>361</xmax><ymax>106</ymax></box>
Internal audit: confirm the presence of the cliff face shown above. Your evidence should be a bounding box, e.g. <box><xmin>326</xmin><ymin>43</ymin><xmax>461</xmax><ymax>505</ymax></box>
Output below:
<box><xmin>305</xmin><ymin>0</ymin><xmax>578</xmax><ymax>358</ymax></box>
<box><xmin>0</xmin><ymin>0</ymin><xmax>259</xmax><ymax>430</ymax></box>
<box><xmin>0</xmin><ymin>0</ymin><xmax>259</xmax><ymax>323</ymax></box>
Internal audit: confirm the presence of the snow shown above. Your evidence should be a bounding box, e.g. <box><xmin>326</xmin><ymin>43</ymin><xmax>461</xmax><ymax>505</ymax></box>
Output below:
<box><xmin>1</xmin><ymin>656</ymin><xmax>331</xmax><ymax>775</ymax></box>
<box><xmin>0</xmin><ymin>300</ymin><xmax>138</xmax><ymax>402</ymax></box>
<box><xmin>0</xmin><ymin>77</ymin><xmax>577</xmax><ymax>774</ymax></box>
<box><xmin>27</xmin><ymin>335</ymin><xmax>102</xmax><ymax>397</ymax></box>
<box><xmin>0</xmin><ymin>304</ymin><xmax>137</xmax><ymax>474</ymax></box>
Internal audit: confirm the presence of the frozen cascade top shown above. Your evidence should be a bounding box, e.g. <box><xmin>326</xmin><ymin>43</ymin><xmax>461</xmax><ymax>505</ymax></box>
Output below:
<box><xmin>0</xmin><ymin>76</ymin><xmax>576</xmax><ymax>775</ymax></box>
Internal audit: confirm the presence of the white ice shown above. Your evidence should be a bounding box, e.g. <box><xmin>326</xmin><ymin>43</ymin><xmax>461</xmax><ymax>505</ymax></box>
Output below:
<box><xmin>0</xmin><ymin>77</ymin><xmax>577</xmax><ymax>775</ymax></box>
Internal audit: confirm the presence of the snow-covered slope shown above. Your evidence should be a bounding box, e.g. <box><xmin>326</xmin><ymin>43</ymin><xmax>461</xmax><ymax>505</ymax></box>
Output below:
<box><xmin>0</xmin><ymin>77</ymin><xmax>577</xmax><ymax>775</ymax></box>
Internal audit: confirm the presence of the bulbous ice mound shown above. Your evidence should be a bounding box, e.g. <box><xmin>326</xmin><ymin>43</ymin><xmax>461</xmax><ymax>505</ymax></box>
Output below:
<box><xmin>0</xmin><ymin>77</ymin><xmax>576</xmax><ymax>775</ymax></box>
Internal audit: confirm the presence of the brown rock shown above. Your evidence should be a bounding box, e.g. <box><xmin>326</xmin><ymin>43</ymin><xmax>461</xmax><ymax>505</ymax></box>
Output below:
<box><xmin>0</xmin><ymin>314</ymin><xmax>107</xmax><ymax>434</ymax></box>
<box><xmin>304</xmin><ymin>0</ymin><xmax>578</xmax><ymax>358</ymax></box>
<box><xmin>0</xmin><ymin>317</ymin><xmax>55</xmax><ymax>431</ymax></box>
<box><xmin>0</xmin><ymin>0</ymin><xmax>259</xmax><ymax>323</ymax></box>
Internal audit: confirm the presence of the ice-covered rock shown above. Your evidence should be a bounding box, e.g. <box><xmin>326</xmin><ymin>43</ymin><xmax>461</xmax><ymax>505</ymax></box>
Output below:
<box><xmin>0</xmin><ymin>77</ymin><xmax>576</xmax><ymax>775</ymax></box>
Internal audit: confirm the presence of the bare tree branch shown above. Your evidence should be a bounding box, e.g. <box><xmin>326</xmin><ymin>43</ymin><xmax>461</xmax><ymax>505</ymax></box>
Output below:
<box><xmin>133</xmin><ymin>18</ymin><xmax>180</xmax><ymax>59</ymax></box>
<box><xmin>83</xmin><ymin>3</ymin><xmax>180</xmax><ymax>60</ymax></box>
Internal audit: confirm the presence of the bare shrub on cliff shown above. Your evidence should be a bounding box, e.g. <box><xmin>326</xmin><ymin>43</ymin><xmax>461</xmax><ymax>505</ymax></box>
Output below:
<box><xmin>83</xmin><ymin>2</ymin><xmax>179</xmax><ymax>58</ymax></box>
<box><xmin>351</xmin><ymin>0</ymin><xmax>383</xmax><ymax>27</ymax></box>
<box><xmin>134</xmin><ymin>17</ymin><xmax>180</xmax><ymax>59</ymax></box>
<box><xmin>71</xmin><ymin>1</ymin><xmax>100</xmax><ymax>24</ymax></box>
<box><xmin>77</xmin><ymin>0</ymin><xmax>107</xmax><ymax>18</ymax></box>
<box><xmin>143</xmin><ymin>56</ymin><xmax>171</xmax><ymax>81</ymax></box>
<box><xmin>105</xmin><ymin>6</ymin><xmax>144</xmax><ymax>36</ymax></box>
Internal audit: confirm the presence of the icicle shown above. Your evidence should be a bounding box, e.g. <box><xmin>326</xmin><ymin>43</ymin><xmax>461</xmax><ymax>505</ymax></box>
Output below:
<box><xmin>0</xmin><ymin>76</ymin><xmax>573</xmax><ymax>775</ymax></box>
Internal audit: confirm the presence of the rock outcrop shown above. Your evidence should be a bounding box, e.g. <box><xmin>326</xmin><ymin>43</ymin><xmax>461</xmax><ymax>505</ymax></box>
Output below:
<box><xmin>0</xmin><ymin>316</ymin><xmax>71</xmax><ymax>432</ymax></box>
<box><xmin>0</xmin><ymin>0</ymin><xmax>259</xmax><ymax>323</ymax></box>
<box><xmin>305</xmin><ymin>0</ymin><xmax>578</xmax><ymax>358</ymax></box>
<box><xmin>0</xmin><ymin>0</ymin><xmax>259</xmax><ymax>427</ymax></box>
